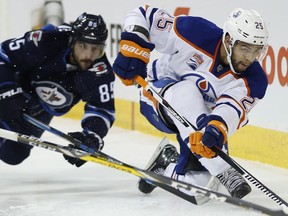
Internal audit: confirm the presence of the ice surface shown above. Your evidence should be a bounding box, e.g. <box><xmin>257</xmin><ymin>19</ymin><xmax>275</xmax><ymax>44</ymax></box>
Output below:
<box><xmin>0</xmin><ymin>118</ymin><xmax>287</xmax><ymax>216</ymax></box>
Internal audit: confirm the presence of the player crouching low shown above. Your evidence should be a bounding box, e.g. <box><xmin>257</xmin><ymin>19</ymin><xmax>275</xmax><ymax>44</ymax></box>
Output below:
<box><xmin>112</xmin><ymin>6</ymin><xmax>269</xmax><ymax>203</ymax></box>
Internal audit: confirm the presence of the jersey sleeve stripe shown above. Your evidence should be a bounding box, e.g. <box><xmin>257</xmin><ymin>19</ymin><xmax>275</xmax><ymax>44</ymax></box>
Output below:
<box><xmin>217</xmin><ymin>95</ymin><xmax>247</xmax><ymax>129</ymax></box>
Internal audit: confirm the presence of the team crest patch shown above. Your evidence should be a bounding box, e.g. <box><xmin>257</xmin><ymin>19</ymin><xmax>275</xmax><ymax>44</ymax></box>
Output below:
<box><xmin>29</xmin><ymin>30</ymin><xmax>43</xmax><ymax>47</ymax></box>
<box><xmin>32</xmin><ymin>81</ymin><xmax>73</xmax><ymax>108</ymax></box>
<box><xmin>192</xmin><ymin>75</ymin><xmax>216</xmax><ymax>103</ymax></box>
<box><xmin>89</xmin><ymin>62</ymin><xmax>108</xmax><ymax>75</ymax></box>
<box><xmin>187</xmin><ymin>53</ymin><xmax>204</xmax><ymax>70</ymax></box>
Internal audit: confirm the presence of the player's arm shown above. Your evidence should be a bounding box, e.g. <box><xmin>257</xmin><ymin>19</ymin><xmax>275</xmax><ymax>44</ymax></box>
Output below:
<box><xmin>1</xmin><ymin>25</ymin><xmax>69</xmax><ymax>72</ymax></box>
<box><xmin>0</xmin><ymin>36</ymin><xmax>32</xmax><ymax>127</ymax></box>
<box><xmin>0</xmin><ymin>36</ymin><xmax>28</xmax><ymax>70</ymax></box>
<box><xmin>123</xmin><ymin>5</ymin><xmax>176</xmax><ymax>51</ymax></box>
<box><xmin>212</xmin><ymin>64</ymin><xmax>268</xmax><ymax>137</ymax></box>
<box><xmin>64</xmin><ymin>60</ymin><xmax>116</xmax><ymax>167</ymax></box>
<box><xmin>113</xmin><ymin>5</ymin><xmax>176</xmax><ymax>85</ymax></box>
<box><xmin>69</xmin><ymin>63</ymin><xmax>115</xmax><ymax>151</ymax></box>
<box><xmin>81</xmin><ymin>103</ymin><xmax>115</xmax><ymax>139</ymax></box>
<box><xmin>190</xmin><ymin>63</ymin><xmax>269</xmax><ymax>158</ymax></box>
<box><xmin>63</xmin><ymin>101</ymin><xmax>115</xmax><ymax>167</ymax></box>
<box><xmin>189</xmin><ymin>92</ymin><xmax>258</xmax><ymax>159</ymax></box>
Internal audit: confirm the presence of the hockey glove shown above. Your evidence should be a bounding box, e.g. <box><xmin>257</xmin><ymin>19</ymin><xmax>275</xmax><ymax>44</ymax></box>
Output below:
<box><xmin>112</xmin><ymin>32</ymin><xmax>155</xmax><ymax>86</ymax></box>
<box><xmin>0</xmin><ymin>87</ymin><xmax>27</xmax><ymax>124</ymax></box>
<box><xmin>190</xmin><ymin>119</ymin><xmax>228</xmax><ymax>158</ymax></box>
<box><xmin>189</xmin><ymin>131</ymin><xmax>215</xmax><ymax>158</ymax></box>
<box><xmin>202</xmin><ymin>120</ymin><xmax>228</xmax><ymax>148</ymax></box>
<box><xmin>63</xmin><ymin>131</ymin><xmax>104</xmax><ymax>167</ymax></box>
<box><xmin>63</xmin><ymin>144</ymin><xmax>87</xmax><ymax>167</ymax></box>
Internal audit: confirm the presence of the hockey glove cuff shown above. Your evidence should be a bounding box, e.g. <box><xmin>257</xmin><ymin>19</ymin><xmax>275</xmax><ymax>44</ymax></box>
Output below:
<box><xmin>113</xmin><ymin>32</ymin><xmax>155</xmax><ymax>86</ymax></box>
<box><xmin>202</xmin><ymin>119</ymin><xmax>228</xmax><ymax>150</ymax></box>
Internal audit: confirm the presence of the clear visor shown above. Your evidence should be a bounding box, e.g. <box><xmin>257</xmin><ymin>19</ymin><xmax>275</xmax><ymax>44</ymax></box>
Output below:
<box><xmin>73</xmin><ymin>40</ymin><xmax>106</xmax><ymax>61</ymax></box>
<box><xmin>73</xmin><ymin>36</ymin><xmax>106</xmax><ymax>59</ymax></box>
<box><xmin>233</xmin><ymin>40</ymin><xmax>267</xmax><ymax>61</ymax></box>
<box><xmin>90</xmin><ymin>44</ymin><xmax>106</xmax><ymax>59</ymax></box>
<box><xmin>257</xmin><ymin>44</ymin><xmax>268</xmax><ymax>61</ymax></box>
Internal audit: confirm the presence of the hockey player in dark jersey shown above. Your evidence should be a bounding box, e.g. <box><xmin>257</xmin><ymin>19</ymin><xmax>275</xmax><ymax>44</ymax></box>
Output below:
<box><xmin>0</xmin><ymin>13</ymin><xmax>115</xmax><ymax>167</ymax></box>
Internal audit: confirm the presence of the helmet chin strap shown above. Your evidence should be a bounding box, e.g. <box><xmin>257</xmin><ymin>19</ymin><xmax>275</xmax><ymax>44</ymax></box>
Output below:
<box><xmin>222</xmin><ymin>37</ymin><xmax>239</xmax><ymax>74</ymax></box>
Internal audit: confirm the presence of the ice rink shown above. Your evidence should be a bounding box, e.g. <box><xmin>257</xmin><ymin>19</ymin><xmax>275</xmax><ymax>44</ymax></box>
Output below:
<box><xmin>0</xmin><ymin>118</ymin><xmax>287</xmax><ymax>216</ymax></box>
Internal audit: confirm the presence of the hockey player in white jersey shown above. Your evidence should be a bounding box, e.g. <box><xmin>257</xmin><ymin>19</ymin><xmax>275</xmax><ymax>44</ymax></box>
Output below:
<box><xmin>113</xmin><ymin>6</ymin><xmax>269</xmax><ymax>203</ymax></box>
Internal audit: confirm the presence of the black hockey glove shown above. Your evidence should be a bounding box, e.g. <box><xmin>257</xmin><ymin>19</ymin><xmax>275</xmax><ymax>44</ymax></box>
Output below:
<box><xmin>63</xmin><ymin>131</ymin><xmax>104</xmax><ymax>167</ymax></box>
<box><xmin>0</xmin><ymin>87</ymin><xmax>27</xmax><ymax>125</ymax></box>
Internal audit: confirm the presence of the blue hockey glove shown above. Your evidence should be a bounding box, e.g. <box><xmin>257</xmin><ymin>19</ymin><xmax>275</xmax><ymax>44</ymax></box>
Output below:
<box><xmin>195</xmin><ymin>114</ymin><xmax>228</xmax><ymax>148</ymax></box>
<box><xmin>0</xmin><ymin>87</ymin><xmax>27</xmax><ymax>124</ymax></box>
<box><xmin>202</xmin><ymin>119</ymin><xmax>228</xmax><ymax>149</ymax></box>
<box><xmin>112</xmin><ymin>32</ymin><xmax>155</xmax><ymax>86</ymax></box>
<box><xmin>190</xmin><ymin>115</ymin><xmax>228</xmax><ymax>158</ymax></box>
<box><xmin>63</xmin><ymin>131</ymin><xmax>104</xmax><ymax>167</ymax></box>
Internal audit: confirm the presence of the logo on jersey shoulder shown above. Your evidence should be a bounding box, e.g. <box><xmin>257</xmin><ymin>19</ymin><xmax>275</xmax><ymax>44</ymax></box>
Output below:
<box><xmin>32</xmin><ymin>81</ymin><xmax>73</xmax><ymax>108</ymax></box>
<box><xmin>29</xmin><ymin>30</ymin><xmax>43</xmax><ymax>47</ymax></box>
<box><xmin>187</xmin><ymin>53</ymin><xmax>204</xmax><ymax>70</ymax></box>
<box><xmin>88</xmin><ymin>62</ymin><xmax>108</xmax><ymax>75</ymax></box>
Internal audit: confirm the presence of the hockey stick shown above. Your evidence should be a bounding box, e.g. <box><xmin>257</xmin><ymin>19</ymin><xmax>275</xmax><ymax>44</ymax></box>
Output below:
<box><xmin>23</xmin><ymin>114</ymin><xmax>91</xmax><ymax>152</ymax></box>
<box><xmin>21</xmin><ymin>114</ymin><xmax>196</xmax><ymax>205</ymax></box>
<box><xmin>0</xmin><ymin>128</ymin><xmax>286</xmax><ymax>215</ymax></box>
<box><xmin>135</xmin><ymin>75</ymin><xmax>288</xmax><ymax>208</ymax></box>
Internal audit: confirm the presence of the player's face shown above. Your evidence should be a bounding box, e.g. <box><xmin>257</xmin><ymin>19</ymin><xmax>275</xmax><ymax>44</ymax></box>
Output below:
<box><xmin>231</xmin><ymin>41</ymin><xmax>263</xmax><ymax>73</ymax></box>
<box><xmin>73</xmin><ymin>41</ymin><xmax>105</xmax><ymax>70</ymax></box>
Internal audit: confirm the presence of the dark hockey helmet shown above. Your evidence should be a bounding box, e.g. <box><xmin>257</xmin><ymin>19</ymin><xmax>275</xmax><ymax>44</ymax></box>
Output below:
<box><xmin>71</xmin><ymin>13</ymin><xmax>108</xmax><ymax>45</ymax></box>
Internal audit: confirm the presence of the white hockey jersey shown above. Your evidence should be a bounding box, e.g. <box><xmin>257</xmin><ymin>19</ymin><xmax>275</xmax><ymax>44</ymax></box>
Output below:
<box><xmin>124</xmin><ymin>6</ymin><xmax>268</xmax><ymax>136</ymax></box>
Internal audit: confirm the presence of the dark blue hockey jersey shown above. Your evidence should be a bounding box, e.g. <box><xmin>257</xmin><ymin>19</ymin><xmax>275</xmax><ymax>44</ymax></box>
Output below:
<box><xmin>0</xmin><ymin>24</ymin><xmax>115</xmax><ymax>138</ymax></box>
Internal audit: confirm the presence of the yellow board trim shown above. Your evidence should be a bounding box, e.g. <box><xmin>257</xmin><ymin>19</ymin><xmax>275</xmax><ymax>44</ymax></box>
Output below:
<box><xmin>64</xmin><ymin>98</ymin><xmax>288</xmax><ymax>169</ymax></box>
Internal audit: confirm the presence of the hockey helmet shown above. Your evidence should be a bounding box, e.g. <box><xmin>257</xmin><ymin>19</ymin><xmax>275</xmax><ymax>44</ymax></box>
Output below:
<box><xmin>223</xmin><ymin>8</ymin><xmax>268</xmax><ymax>47</ymax></box>
<box><xmin>71</xmin><ymin>12</ymin><xmax>108</xmax><ymax>45</ymax></box>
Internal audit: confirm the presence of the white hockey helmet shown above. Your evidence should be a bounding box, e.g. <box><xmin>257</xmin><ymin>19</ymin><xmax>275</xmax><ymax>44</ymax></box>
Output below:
<box><xmin>223</xmin><ymin>8</ymin><xmax>268</xmax><ymax>47</ymax></box>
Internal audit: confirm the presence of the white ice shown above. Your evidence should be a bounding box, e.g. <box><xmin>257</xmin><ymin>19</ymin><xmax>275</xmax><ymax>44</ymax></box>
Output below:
<box><xmin>0</xmin><ymin>118</ymin><xmax>287</xmax><ymax>216</ymax></box>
